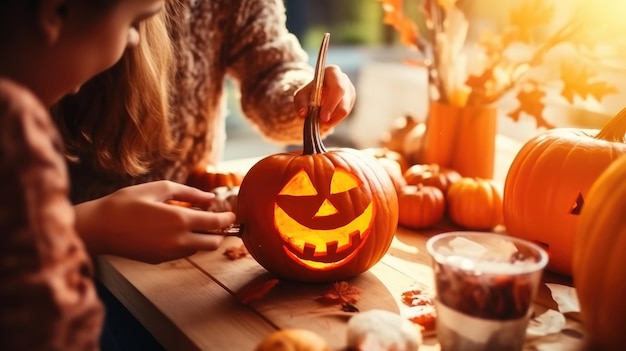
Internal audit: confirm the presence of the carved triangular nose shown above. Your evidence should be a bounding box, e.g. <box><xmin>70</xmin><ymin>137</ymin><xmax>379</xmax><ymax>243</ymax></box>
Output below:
<box><xmin>314</xmin><ymin>199</ymin><xmax>338</xmax><ymax>217</ymax></box>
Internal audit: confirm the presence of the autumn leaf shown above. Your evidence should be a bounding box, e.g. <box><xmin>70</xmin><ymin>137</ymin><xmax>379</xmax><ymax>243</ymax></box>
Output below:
<box><xmin>560</xmin><ymin>61</ymin><xmax>618</xmax><ymax>103</ymax></box>
<box><xmin>235</xmin><ymin>277</ymin><xmax>280</xmax><ymax>304</ymax></box>
<box><xmin>465</xmin><ymin>69</ymin><xmax>494</xmax><ymax>97</ymax></box>
<box><xmin>378</xmin><ymin>0</ymin><xmax>420</xmax><ymax>49</ymax></box>
<box><xmin>509</xmin><ymin>86</ymin><xmax>553</xmax><ymax>129</ymax></box>
<box><xmin>223</xmin><ymin>245</ymin><xmax>248</xmax><ymax>260</ymax></box>
<box><xmin>319</xmin><ymin>281</ymin><xmax>362</xmax><ymax>305</ymax></box>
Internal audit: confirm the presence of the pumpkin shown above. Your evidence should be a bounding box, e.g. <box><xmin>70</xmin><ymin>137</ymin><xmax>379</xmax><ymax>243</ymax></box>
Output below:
<box><xmin>402</xmin><ymin>122</ymin><xmax>426</xmax><ymax>165</ymax></box>
<box><xmin>255</xmin><ymin>328</ymin><xmax>330</xmax><ymax>351</ymax></box>
<box><xmin>380</xmin><ymin>115</ymin><xmax>419</xmax><ymax>155</ymax></box>
<box><xmin>503</xmin><ymin>108</ymin><xmax>626</xmax><ymax>276</ymax></box>
<box><xmin>573</xmin><ymin>154</ymin><xmax>626</xmax><ymax>351</ymax></box>
<box><xmin>186</xmin><ymin>165</ymin><xmax>243</xmax><ymax>192</ymax></box>
<box><xmin>237</xmin><ymin>68</ymin><xmax>398</xmax><ymax>282</ymax></box>
<box><xmin>447</xmin><ymin>177</ymin><xmax>503</xmax><ymax>230</ymax></box>
<box><xmin>207</xmin><ymin>186</ymin><xmax>239</xmax><ymax>215</ymax></box>
<box><xmin>361</xmin><ymin>147</ymin><xmax>408</xmax><ymax>193</ymax></box>
<box><xmin>397</xmin><ymin>184</ymin><xmax>445</xmax><ymax>229</ymax></box>
<box><xmin>403</xmin><ymin>163</ymin><xmax>461</xmax><ymax>194</ymax></box>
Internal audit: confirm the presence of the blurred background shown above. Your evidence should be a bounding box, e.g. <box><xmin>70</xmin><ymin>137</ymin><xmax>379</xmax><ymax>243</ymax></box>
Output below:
<box><xmin>223</xmin><ymin>0</ymin><xmax>626</xmax><ymax>161</ymax></box>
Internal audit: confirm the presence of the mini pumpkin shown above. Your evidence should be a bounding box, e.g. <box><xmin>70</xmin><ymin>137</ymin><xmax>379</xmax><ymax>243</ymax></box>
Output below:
<box><xmin>361</xmin><ymin>147</ymin><xmax>408</xmax><ymax>193</ymax></box>
<box><xmin>503</xmin><ymin>108</ymin><xmax>626</xmax><ymax>276</ymax></box>
<box><xmin>573</xmin><ymin>154</ymin><xmax>626</xmax><ymax>351</ymax></box>
<box><xmin>397</xmin><ymin>184</ymin><xmax>445</xmax><ymax>229</ymax></box>
<box><xmin>255</xmin><ymin>328</ymin><xmax>330</xmax><ymax>351</ymax></box>
<box><xmin>380</xmin><ymin>115</ymin><xmax>419</xmax><ymax>155</ymax></box>
<box><xmin>207</xmin><ymin>186</ymin><xmax>239</xmax><ymax>215</ymax></box>
<box><xmin>447</xmin><ymin>177</ymin><xmax>503</xmax><ymax>230</ymax></box>
<box><xmin>186</xmin><ymin>165</ymin><xmax>243</xmax><ymax>192</ymax></box>
<box><xmin>403</xmin><ymin>163</ymin><xmax>461</xmax><ymax>194</ymax></box>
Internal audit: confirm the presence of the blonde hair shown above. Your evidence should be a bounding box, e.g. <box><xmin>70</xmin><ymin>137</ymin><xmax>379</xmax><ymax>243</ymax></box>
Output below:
<box><xmin>51</xmin><ymin>4</ymin><xmax>178</xmax><ymax>176</ymax></box>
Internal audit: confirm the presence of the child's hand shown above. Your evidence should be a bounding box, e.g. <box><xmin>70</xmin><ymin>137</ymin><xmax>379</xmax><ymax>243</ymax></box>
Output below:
<box><xmin>75</xmin><ymin>180</ymin><xmax>236</xmax><ymax>264</ymax></box>
<box><xmin>293</xmin><ymin>65</ymin><xmax>356</xmax><ymax>125</ymax></box>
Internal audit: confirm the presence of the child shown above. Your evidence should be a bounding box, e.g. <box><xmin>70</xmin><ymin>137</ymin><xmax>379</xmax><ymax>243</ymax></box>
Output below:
<box><xmin>0</xmin><ymin>1</ymin><xmax>235</xmax><ymax>349</ymax></box>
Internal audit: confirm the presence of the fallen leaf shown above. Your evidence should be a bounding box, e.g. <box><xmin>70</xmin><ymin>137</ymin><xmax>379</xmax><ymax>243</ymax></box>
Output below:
<box><xmin>235</xmin><ymin>277</ymin><xmax>280</xmax><ymax>304</ymax></box>
<box><xmin>401</xmin><ymin>289</ymin><xmax>435</xmax><ymax>307</ymax></box>
<box><xmin>319</xmin><ymin>281</ymin><xmax>362</xmax><ymax>305</ymax></box>
<box><xmin>223</xmin><ymin>245</ymin><xmax>248</xmax><ymax>260</ymax></box>
<box><xmin>401</xmin><ymin>305</ymin><xmax>437</xmax><ymax>335</ymax></box>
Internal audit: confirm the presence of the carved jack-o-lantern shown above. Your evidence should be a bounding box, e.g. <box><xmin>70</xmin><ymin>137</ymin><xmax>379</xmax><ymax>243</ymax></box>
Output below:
<box><xmin>237</xmin><ymin>146</ymin><xmax>398</xmax><ymax>282</ymax></box>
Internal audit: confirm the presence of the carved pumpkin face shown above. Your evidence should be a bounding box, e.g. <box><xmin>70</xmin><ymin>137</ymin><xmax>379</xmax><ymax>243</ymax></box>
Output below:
<box><xmin>237</xmin><ymin>149</ymin><xmax>398</xmax><ymax>283</ymax></box>
<box><xmin>274</xmin><ymin>168</ymin><xmax>375</xmax><ymax>269</ymax></box>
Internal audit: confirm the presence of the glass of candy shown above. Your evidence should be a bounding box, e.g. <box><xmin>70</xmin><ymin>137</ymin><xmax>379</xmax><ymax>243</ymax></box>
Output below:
<box><xmin>426</xmin><ymin>232</ymin><xmax>549</xmax><ymax>351</ymax></box>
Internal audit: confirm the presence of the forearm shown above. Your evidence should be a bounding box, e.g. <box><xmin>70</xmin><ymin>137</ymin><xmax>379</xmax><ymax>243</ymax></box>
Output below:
<box><xmin>74</xmin><ymin>199</ymin><xmax>110</xmax><ymax>256</ymax></box>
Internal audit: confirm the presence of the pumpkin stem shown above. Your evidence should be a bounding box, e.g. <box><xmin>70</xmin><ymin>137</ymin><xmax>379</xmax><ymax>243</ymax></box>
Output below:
<box><xmin>302</xmin><ymin>33</ymin><xmax>330</xmax><ymax>155</ymax></box>
<box><xmin>595</xmin><ymin>107</ymin><xmax>626</xmax><ymax>142</ymax></box>
<box><xmin>303</xmin><ymin>107</ymin><xmax>327</xmax><ymax>154</ymax></box>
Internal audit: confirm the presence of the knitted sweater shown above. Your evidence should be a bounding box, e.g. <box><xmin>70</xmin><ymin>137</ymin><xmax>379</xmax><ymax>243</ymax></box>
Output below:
<box><xmin>0</xmin><ymin>79</ymin><xmax>104</xmax><ymax>351</ymax></box>
<box><xmin>67</xmin><ymin>0</ymin><xmax>315</xmax><ymax>203</ymax></box>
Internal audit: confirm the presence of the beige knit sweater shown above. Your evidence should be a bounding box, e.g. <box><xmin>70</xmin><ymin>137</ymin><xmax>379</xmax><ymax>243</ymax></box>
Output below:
<box><xmin>66</xmin><ymin>0</ymin><xmax>316</xmax><ymax>203</ymax></box>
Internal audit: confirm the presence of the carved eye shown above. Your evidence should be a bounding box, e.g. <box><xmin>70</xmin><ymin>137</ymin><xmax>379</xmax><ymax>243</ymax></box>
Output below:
<box><xmin>279</xmin><ymin>170</ymin><xmax>317</xmax><ymax>196</ymax></box>
<box><xmin>331</xmin><ymin>169</ymin><xmax>361</xmax><ymax>194</ymax></box>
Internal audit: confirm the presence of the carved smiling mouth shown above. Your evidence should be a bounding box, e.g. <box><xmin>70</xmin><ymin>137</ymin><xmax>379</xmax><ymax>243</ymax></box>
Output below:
<box><xmin>273</xmin><ymin>202</ymin><xmax>374</xmax><ymax>270</ymax></box>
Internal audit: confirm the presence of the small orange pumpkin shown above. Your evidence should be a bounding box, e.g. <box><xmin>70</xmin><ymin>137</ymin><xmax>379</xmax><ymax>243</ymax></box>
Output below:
<box><xmin>447</xmin><ymin>177</ymin><xmax>503</xmax><ymax>230</ymax></box>
<box><xmin>573</xmin><ymin>154</ymin><xmax>626</xmax><ymax>351</ymax></box>
<box><xmin>380</xmin><ymin>115</ymin><xmax>419</xmax><ymax>155</ymax></box>
<box><xmin>186</xmin><ymin>165</ymin><xmax>243</xmax><ymax>191</ymax></box>
<box><xmin>255</xmin><ymin>329</ymin><xmax>330</xmax><ymax>351</ymax></box>
<box><xmin>403</xmin><ymin>164</ymin><xmax>461</xmax><ymax>194</ymax></box>
<box><xmin>397</xmin><ymin>184</ymin><xmax>445</xmax><ymax>229</ymax></box>
<box><xmin>361</xmin><ymin>147</ymin><xmax>408</xmax><ymax>193</ymax></box>
<box><xmin>503</xmin><ymin>108</ymin><xmax>626</xmax><ymax>276</ymax></box>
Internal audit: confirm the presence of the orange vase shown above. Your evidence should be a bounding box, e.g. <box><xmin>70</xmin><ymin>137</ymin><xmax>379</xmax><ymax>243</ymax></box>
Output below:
<box><xmin>422</xmin><ymin>101</ymin><xmax>497</xmax><ymax>179</ymax></box>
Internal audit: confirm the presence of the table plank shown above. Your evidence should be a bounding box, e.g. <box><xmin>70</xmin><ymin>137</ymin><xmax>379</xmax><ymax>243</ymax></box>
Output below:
<box><xmin>96</xmin><ymin>255</ymin><xmax>276</xmax><ymax>351</ymax></box>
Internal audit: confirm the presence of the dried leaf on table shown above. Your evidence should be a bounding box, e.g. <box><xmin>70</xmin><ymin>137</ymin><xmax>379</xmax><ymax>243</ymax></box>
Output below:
<box><xmin>319</xmin><ymin>281</ymin><xmax>362</xmax><ymax>305</ymax></box>
<box><xmin>526</xmin><ymin>309</ymin><xmax>566</xmax><ymax>337</ymax></box>
<box><xmin>235</xmin><ymin>277</ymin><xmax>280</xmax><ymax>304</ymax></box>
<box><xmin>545</xmin><ymin>283</ymin><xmax>580</xmax><ymax>314</ymax></box>
<box><xmin>401</xmin><ymin>305</ymin><xmax>437</xmax><ymax>336</ymax></box>
<box><xmin>400</xmin><ymin>284</ymin><xmax>437</xmax><ymax>335</ymax></box>
<box><xmin>401</xmin><ymin>288</ymin><xmax>435</xmax><ymax>307</ymax></box>
<box><xmin>223</xmin><ymin>245</ymin><xmax>248</xmax><ymax>260</ymax></box>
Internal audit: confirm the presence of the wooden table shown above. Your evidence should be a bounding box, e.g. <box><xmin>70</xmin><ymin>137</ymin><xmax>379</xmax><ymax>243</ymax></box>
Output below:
<box><xmin>95</xmin><ymin>136</ymin><xmax>588</xmax><ymax>351</ymax></box>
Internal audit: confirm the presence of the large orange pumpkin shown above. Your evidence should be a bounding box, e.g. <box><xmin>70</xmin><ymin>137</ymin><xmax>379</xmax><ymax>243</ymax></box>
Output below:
<box><xmin>573</xmin><ymin>154</ymin><xmax>626</xmax><ymax>350</ymax></box>
<box><xmin>237</xmin><ymin>146</ymin><xmax>398</xmax><ymax>282</ymax></box>
<box><xmin>503</xmin><ymin>108</ymin><xmax>626</xmax><ymax>276</ymax></box>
